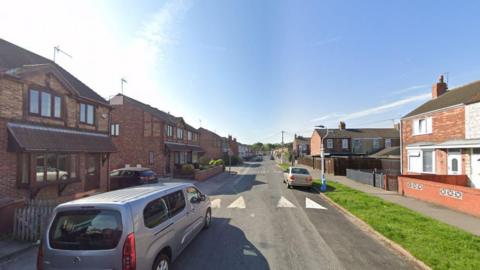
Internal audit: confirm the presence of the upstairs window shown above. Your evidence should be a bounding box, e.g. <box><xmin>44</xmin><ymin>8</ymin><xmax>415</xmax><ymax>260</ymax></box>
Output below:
<box><xmin>80</xmin><ymin>103</ymin><xmax>95</xmax><ymax>125</ymax></box>
<box><xmin>166</xmin><ymin>125</ymin><xmax>174</xmax><ymax>137</ymax></box>
<box><xmin>413</xmin><ymin>117</ymin><xmax>432</xmax><ymax>135</ymax></box>
<box><xmin>373</xmin><ymin>138</ymin><xmax>380</xmax><ymax>150</ymax></box>
<box><xmin>29</xmin><ymin>89</ymin><xmax>62</xmax><ymax>119</ymax></box>
<box><xmin>188</xmin><ymin>131</ymin><xmax>193</xmax><ymax>141</ymax></box>
<box><xmin>193</xmin><ymin>133</ymin><xmax>198</xmax><ymax>142</ymax></box>
<box><xmin>177</xmin><ymin>128</ymin><xmax>184</xmax><ymax>139</ymax></box>
<box><xmin>342</xmin><ymin>139</ymin><xmax>348</xmax><ymax>149</ymax></box>
<box><xmin>385</xmin><ymin>138</ymin><xmax>392</xmax><ymax>148</ymax></box>
<box><xmin>326</xmin><ymin>139</ymin><xmax>333</xmax><ymax>149</ymax></box>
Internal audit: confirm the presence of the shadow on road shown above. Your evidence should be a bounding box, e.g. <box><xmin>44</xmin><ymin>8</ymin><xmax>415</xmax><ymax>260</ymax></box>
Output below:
<box><xmin>172</xmin><ymin>217</ymin><xmax>270</xmax><ymax>270</ymax></box>
<box><xmin>207</xmin><ymin>174</ymin><xmax>267</xmax><ymax>196</ymax></box>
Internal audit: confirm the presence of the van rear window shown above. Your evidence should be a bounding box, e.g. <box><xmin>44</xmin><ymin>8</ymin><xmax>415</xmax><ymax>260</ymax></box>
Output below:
<box><xmin>49</xmin><ymin>209</ymin><xmax>122</xmax><ymax>250</ymax></box>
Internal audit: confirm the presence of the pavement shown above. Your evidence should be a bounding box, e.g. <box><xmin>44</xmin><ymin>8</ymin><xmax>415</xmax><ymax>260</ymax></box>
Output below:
<box><xmin>0</xmin><ymin>160</ymin><xmax>416</xmax><ymax>270</ymax></box>
<box><xmin>299</xmin><ymin>164</ymin><xmax>480</xmax><ymax>236</ymax></box>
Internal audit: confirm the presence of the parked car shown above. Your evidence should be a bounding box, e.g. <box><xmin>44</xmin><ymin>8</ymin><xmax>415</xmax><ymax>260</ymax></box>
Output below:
<box><xmin>254</xmin><ymin>155</ymin><xmax>263</xmax><ymax>162</ymax></box>
<box><xmin>283</xmin><ymin>167</ymin><xmax>313</xmax><ymax>189</ymax></box>
<box><xmin>38</xmin><ymin>183</ymin><xmax>211</xmax><ymax>270</ymax></box>
<box><xmin>109</xmin><ymin>167</ymin><xmax>158</xmax><ymax>190</ymax></box>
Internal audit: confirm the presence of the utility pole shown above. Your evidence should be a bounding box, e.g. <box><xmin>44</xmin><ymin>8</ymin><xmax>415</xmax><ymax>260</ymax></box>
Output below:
<box><xmin>281</xmin><ymin>130</ymin><xmax>285</xmax><ymax>163</ymax></box>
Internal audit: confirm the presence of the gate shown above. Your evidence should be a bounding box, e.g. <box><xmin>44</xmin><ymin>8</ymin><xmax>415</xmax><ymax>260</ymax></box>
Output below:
<box><xmin>13</xmin><ymin>200</ymin><xmax>57</xmax><ymax>242</ymax></box>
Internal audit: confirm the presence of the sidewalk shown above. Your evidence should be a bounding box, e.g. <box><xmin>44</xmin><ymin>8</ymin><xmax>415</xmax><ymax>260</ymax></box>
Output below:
<box><xmin>0</xmin><ymin>239</ymin><xmax>37</xmax><ymax>264</ymax></box>
<box><xmin>301</xmin><ymin>165</ymin><xmax>480</xmax><ymax>236</ymax></box>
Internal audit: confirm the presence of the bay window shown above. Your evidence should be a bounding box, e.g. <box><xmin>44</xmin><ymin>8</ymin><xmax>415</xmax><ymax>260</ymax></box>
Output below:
<box><xmin>408</xmin><ymin>149</ymin><xmax>435</xmax><ymax>173</ymax></box>
<box><xmin>30</xmin><ymin>153</ymin><xmax>79</xmax><ymax>184</ymax></box>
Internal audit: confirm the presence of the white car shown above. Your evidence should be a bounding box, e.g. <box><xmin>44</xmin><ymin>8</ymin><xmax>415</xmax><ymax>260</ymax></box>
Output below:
<box><xmin>283</xmin><ymin>167</ymin><xmax>313</xmax><ymax>189</ymax></box>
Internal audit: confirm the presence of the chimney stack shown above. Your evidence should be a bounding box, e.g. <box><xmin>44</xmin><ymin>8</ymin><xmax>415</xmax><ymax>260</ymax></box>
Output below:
<box><xmin>432</xmin><ymin>75</ymin><xmax>448</xmax><ymax>99</ymax></box>
<box><xmin>339</xmin><ymin>121</ymin><xmax>346</xmax><ymax>130</ymax></box>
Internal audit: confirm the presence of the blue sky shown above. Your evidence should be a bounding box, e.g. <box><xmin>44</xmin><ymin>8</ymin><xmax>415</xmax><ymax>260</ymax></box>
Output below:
<box><xmin>2</xmin><ymin>0</ymin><xmax>480</xmax><ymax>144</ymax></box>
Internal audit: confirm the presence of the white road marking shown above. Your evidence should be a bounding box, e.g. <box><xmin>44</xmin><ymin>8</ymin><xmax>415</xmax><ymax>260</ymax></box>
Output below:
<box><xmin>227</xmin><ymin>196</ymin><xmax>246</xmax><ymax>209</ymax></box>
<box><xmin>211</xmin><ymin>198</ymin><xmax>221</xmax><ymax>209</ymax></box>
<box><xmin>277</xmin><ymin>196</ymin><xmax>296</xmax><ymax>208</ymax></box>
<box><xmin>305</xmin><ymin>198</ymin><xmax>327</xmax><ymax>210</ymax></box>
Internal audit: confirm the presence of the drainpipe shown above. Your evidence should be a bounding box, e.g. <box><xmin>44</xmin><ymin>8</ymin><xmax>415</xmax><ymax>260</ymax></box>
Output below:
<box><xmin>399</xmin><ymin>120</ymin><xmax>403</xmax><ymax>175</ymax></box>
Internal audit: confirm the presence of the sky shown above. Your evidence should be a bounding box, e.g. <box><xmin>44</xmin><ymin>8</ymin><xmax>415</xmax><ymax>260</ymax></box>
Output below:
<box><xmin>2</xmin><ymin>0</ymin><xmax>480</xmax><ymax>144</ymax></box>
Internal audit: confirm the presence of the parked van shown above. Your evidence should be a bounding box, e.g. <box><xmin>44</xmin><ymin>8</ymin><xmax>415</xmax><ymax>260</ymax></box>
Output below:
<box><xmin>37</xmin><ymin>182</ymin><xmax>211</xmax><ymax>270</ymax></box>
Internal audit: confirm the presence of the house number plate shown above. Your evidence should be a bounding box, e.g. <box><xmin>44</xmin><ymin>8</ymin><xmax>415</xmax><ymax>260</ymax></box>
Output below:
<box><xmin>407</xmin><ymin>182</ymin><xmax>423</xmax><ymax>190</ymax></box>
<box><xmin>439</xmin><ymin>188</ymin><xmax>463</xmax><ymax>200</ymax></box>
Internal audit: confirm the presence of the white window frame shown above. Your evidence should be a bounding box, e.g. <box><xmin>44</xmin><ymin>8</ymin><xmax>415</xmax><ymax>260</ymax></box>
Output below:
<box><xmin>342</xmin><ymin>139</ymin><xmax>348</xmax><ymax>149</ymax></box>
<box><xmin>111</xmin><ymin>124</ymin><xmax>120</xmax><ymax>136</ymax></box>
<box><xmin>373</xmin><ymin>138</ymin><xmax>380</xmax><ymax>150</ymax></box>
<box><xmin>412</xmin><ymin>117</ymin><xmax>432</xmax><ymax>135</ymax></box>
<box><xmin>188</xmin><ymin>131</ymin><xmax>192</xmax><ymax>141</ymax></box>
<box><xmin>326</xmin><ymin>139</ymin><xmax>333</xmax><ymax>149</ymax></box>
<box><xmin>385</xmin><ymin>138</ymin><xmax>392</xmax><ymax>148</ymax></box>
<box><xmin>407</xmin><ymin>149</ymin><xmax>435</xmax><ymax>173</ymax></box>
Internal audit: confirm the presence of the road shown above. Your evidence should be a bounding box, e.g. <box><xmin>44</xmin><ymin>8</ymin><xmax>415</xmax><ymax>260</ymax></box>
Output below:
<box><xmin>0</xmin><ymin>160</ymin><xmax>414</xmax><ymax>270</ymax></box>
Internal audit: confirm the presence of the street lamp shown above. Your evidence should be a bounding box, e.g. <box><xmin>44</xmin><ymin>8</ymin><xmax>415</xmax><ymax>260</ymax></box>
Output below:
<box><xmin>315</xmin><ymin>125</ymin><xmax>330</xmax><ymax>192</ymax></box>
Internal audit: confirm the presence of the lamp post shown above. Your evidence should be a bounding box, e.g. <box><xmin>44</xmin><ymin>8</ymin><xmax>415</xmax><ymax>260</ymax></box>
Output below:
<box><xmin>315</xmin><ymin>125</ymin><xmax>330</xmax><ymax>192</ymax></box>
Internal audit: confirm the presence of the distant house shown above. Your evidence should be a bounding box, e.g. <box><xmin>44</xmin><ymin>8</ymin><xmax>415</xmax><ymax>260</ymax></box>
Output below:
<box><xmin>401</xmin><ymin>75</ymin><xmax>480</xmax><ymax>188</ymax></box>
<box><xmin>109</xmin><ymin>94</ymin><xmax>203</xmax><ymax>177</ymax></box>
<box><xmin>199</xmin><ymin>127</ymin><xmax>223</xmax><ymax>160</ymax></box>
<box><xmin>238</xmin><ymin>143</ymin><xmax>253</xmax><ymax>159</ymax></box>
<box><xmin>293</xmin><ymin>134</ymin><xmax>310</xmax><ymax>157</ymax></box>
<box><xmin>310</xmin><ymin>121</ymin><xmax>400</xmax><ymax>158</ymax></box>
<box><xmin>0</xmin><ymin>39</ymin><xmax>116</xmax><ymax>201</ymax></box>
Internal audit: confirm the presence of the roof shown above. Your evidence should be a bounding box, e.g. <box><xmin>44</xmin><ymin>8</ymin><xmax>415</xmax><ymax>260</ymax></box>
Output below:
<box><xmin>0</xmin><ymin>39</ymin><xmax>108</xmax><ymax>105</ymax></box>
<box><xmin>314</xmin><ymin>128</ymin><xmax>399</xmax><ymax>139</ymax></box>
<box><xmin>403</xmin><ymin>80</ymin><xmax>480</xmax><ymax>118</ymax></box>
<box><xmin>165</xmin><ymin>142</ymin><xmax>204</xmax><ymax>152</ymax></box>
<box><xmin>7</xmin><ymin>122</ymin><xmax>116</xmax><ymax>153</ymax></box>
<box><xmin>198</xmin><ymin>127</ymin><xmax>222</xmax><ymax>138</ymax></box>
<box><xmin>63</xmin><ymin>183</ymin><xmax>189</xmax><ymax>205</ymax></box>
<box><xmin>369</xmin><ymin>146</ymin><xmax>400</xmax><ymax>159</ymax></box>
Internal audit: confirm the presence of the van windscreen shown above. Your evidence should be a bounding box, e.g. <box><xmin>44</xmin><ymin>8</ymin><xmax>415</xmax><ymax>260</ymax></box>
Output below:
<box><xmin>49</xmin><ymin>209</ymin><xmax>123</xmax><ymax>250</ymax></box>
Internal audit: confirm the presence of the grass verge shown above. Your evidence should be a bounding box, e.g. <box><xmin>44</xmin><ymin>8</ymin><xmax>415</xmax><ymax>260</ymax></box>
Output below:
<box><xmin>321</xmin><ymin>180</ymin><xmax>480</xmax><ymax>270</ymax></box>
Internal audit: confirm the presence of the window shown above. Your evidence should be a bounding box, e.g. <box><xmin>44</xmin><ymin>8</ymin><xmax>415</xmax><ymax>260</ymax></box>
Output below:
<box><xmin>291</xmin><ymin>168</ymin><xmax>309</xmax><ymax>175</ymax></box>
<box><xmin>342</xmin><ymin>139</ymin><xmax>348</xmax><ymax>149</ymax></box>
<box><xmin>413</xmin><ymin>117</ymin><xmax>432</xmax><ymax>135</ymax></box>
<box><xmin>186</xmin><ymin>187</ymin><xmax>201</xmax><ymax>203</ymax></box>
<box><xmin>166</xmin><ymin>125</ymin><xmax>173</xmax><ymax>137</ymax></box>
<box><xmin>49</xmin><ymin>210</ymin><xmax>122</xmax><ymax>250</ymax></box>
<box><xmin>165</xmin><ymin>191</ymin><xmax>186</xmax><ymax>217</ymax></box>
<box><xmin>29</xmin><ymin>90</ymin><xmax>39</xmax><ymax>114</ymax></box>
<box><xmin>373</xmin><ymin>139</ymin><xmax>380</xmax><ymax>150</ymax></box>
<box><xmin>111</xmin><ymin>124</ymin><xmax>120</xmax><ymax>136</ymax></box>
<box><xmin>32</xmin><ymin>153</ymin><xmax>79</xmax><ymax>183</ymax></box>
<box><xmin>326</xmin><ymin>139</ymin><xmax>333</xmax><ymax>149</ymax></box>
<box><xmin>149</xmin><ymin>151</ymin><xmax>154</xmax><ymax>165</ymax></box>
<box><xmin>29</xmin><ymin>89</ymin><xmax>62</xmax><ymax>118</ymax></box>
<box><xmin>385</xmin><ymin>138</ymin><xmax>392</xmax><ymax>148</ymax></box>
<box><xmin>422</xmin><ymin>150</ymin><xmax>433</xmax><ymax>173</ymax></box>
<box><xmin>193</xmin><ymin>133</ymin><xmax>198</xmax><ymax>142</ymax></box>
<box><xmin>188</xmin><ymin>131</ymin><xmax>192</xmax><ymax>141</ymax></box>
<box><xmin>177</xmin><ymin>128</ymin><xmax>183</xmax><ymax>139</ymax></box>
<box><xmin>80</xmin><ymin>103</ymin><xmax>95</xmax><ymax>125</ymax></box>
<box><xmin>143</xmin><ymin>197</ymin><xmax>169</xmax><ymax>228</ymax></box>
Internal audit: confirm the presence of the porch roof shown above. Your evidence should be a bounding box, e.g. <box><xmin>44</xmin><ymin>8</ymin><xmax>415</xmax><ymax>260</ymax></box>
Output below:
<box><xmin>165</xmin><ymin>142</ymin><xmax>204</xmax><ymax>152</ymax></box>
<box><xmin>7</xmin><ymin>122</ymin><xmax>116</xmax><ymax>153</ymax></box>
<box><xmin>406</xmin><ymin>139</ymin><xmax>480</xmax><ymax>150</ymax></box>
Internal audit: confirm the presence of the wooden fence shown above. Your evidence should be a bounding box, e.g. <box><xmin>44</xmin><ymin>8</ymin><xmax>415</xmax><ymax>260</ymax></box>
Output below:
<box><xmin>13</xmin><ymin>200</ymin><xmax>57</xmax><ymax>242</ymax></box>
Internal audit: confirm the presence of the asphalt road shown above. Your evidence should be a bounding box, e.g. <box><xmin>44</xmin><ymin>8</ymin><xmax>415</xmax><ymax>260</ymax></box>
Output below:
<box><xmin>0</xmin><ymin>160</ymin><xmax>414</xmax><ymax>270</ymax></box>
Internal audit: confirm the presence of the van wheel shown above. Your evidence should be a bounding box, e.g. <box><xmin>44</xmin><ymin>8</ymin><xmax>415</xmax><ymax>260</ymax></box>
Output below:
<box><xmin>203</xmin><ymin>209</ymin><xmax>211</xmax><ymax>229</ymax></box>
<box><xmin>153</xmin><ymin>254</ymin><xmax>170</xmax><ymax>270</ymax></box>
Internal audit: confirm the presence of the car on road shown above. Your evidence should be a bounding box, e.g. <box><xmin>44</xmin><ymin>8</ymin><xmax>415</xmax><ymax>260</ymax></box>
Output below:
<box><xmin>253</xmin><ymin>155</ymin><xmax>263</xmax><ymax>162</ymax></box>
<box><xmin>109</xmin><ymin>167</ymin><xmax>158</xmax><ymax>190</ymax></box>
<box><xmin>38</xmin><ymin>183</ymin><xmax>211</xmax><ymax>270</ymax></box>
<box><xmin>283</xmin><ymin>167</ymin><xmax>313</xmax><ymax>189</ymax></box>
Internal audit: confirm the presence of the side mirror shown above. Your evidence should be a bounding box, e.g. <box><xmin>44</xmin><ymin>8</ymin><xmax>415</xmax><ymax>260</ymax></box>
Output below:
<box><xmin>200</xmin><ymin>194</ymin><xmax>207</xmax><ymax>201</ymax></box>
<box><xmin>190</xmin><ymin>197</ymin><xmax>199</xmax><ymax>204</ymax></box>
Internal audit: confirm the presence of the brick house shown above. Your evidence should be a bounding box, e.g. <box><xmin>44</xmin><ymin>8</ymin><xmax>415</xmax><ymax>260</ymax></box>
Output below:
<box><xmin>0</xmin><ymin>39</ymin><xmax>116</xmax><ymax>201</ymax></box>
<box><xmin>310</xmin><ymin>121</ymin><xmax>400</xmax><ymax>157</ymax></box>
<box><xmin>109</xmin><ymin>94</ymin><xmax>203</xmax><ymax>177</ymax></box>
<box><xmin>198</xmin><ymin>127</ymin><xmax>223</xmax><ymax>160</ymax></box>
<box><xmin>293</xmin><ymin>134</ymin><xmax>310</xmax><ymax>157</ymax></box>
<box><xmin>227</xmin><ymin>135</ymin><xmax>239</xmax><ymax>157</ymax></box>
<box><xmin>401</xmin><ymin>76</ymin><xmax>480</xmax><ymax>188</ymax></box>
<box><xmin>238</xmin><ymin>143</ymin><xmax>253</xmax><ymax>159</ymax></box>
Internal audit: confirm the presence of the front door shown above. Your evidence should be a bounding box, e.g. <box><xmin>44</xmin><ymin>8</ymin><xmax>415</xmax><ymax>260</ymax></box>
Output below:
<box><xmin>447</xmin><ymin>149</ymin><xmax>462</xmax><ymax>175</ymax></box>
<box><xmin>85</xmin><ymin>154</ymin><xmax>100</xmax><ymax>191</ymax></box>
<box><xmin>470</xmin><ymin>148</ymin><xmax>480</xmax><ymax>188</ymax></box>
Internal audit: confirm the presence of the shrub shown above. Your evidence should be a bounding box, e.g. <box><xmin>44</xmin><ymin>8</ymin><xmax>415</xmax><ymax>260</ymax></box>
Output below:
<box><xmin>180</xmin><ymin>164</ymin><xmax>194</xmax><ymax>175</ymax></box>
<box><xmin>198</xmin><ymin>156</ymin><xmax>210</xmax><ymax>166</ymax></box>
<box><xmin>214</xmin><ymin>159</ymin><xmax>224</xmax><ymax>166</ymax></box>
<box><xmin>209</xmin><ymin>159</ymin><xmax>216</xmax><ymax>166</ymax></box>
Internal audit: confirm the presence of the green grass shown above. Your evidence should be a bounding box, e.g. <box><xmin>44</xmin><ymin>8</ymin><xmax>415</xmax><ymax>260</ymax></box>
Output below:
<box><xmin>278</xmin><ymin>163</ymin><xmax>290</xmax><ymax>171</ymax></box>
<box><xmin>322</xmin><ymin>180</ymin><xmax>480</xmax><ymax>270</ymax></box>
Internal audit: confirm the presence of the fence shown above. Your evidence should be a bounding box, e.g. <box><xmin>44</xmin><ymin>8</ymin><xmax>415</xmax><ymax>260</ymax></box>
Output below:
<box><xmin>13</xmin><ymin>200</ymin><xmax>57</xmax><ymax>242</ymax></box>
<box><xmin>346</xmin><ymin>168</ymin><xmax>400</xmax><ymax>191</ymax></box>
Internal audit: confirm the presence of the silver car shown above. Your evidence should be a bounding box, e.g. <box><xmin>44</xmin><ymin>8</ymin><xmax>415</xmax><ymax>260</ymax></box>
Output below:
<box><xmin>38</xmin><ymin>182</ymin><xmax>211</xmax><ymax>270</ymax></box>
<box><xmin>283</xmin><ymin>167</ymin><xmax>313</xmax><ymax>189</ymax></box>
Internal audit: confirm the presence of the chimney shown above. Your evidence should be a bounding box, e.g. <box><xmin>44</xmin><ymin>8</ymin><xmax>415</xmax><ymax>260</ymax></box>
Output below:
<box><xmin>228</xmin><ymin>135</ymin><xmax>232</xmax><ymax>141</ymax></box>
<box><xmin>432</xmin><ymin>75</ymin><xmax>448</xmax><ymax>99</ymax></box>
<box><xmin>233</xmin><ymin>138</ymin><xmax>237</xmax><ymax>142</ymax></box>
<box><xmin>339</xmin><ymin>121</ymin><xmax>346</xmax><ymax>130</ymax></box>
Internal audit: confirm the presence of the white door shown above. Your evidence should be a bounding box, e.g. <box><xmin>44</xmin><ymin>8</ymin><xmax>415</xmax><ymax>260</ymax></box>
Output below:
<box><xmin>447</xmin><ymin>149</ymin><xmax>462</xmax><ymax>175</ymax></box>
<box><xmin>470</xmin><ymin>148</ymin><xmax>480</xmax><ymax>188</ymax></box>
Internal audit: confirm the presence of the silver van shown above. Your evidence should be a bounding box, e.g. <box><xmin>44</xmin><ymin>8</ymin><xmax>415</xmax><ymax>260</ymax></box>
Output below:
<box><xmin>37</xmin><ymin>182</ymin><xmax>211</xmax><ymax>270</ymax></box>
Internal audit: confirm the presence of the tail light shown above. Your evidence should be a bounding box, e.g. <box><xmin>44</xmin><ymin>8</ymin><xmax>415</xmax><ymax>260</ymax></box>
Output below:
<box><xmin>122</xmin><ymin>233</ymin><xmax>136</xmax><ymax>270</ymax></box>
<box><xmin>289</xmin><ymin>175</ymin><xmax>296</xmax><ymax>181</ymax></box>
<box><xmin>307</xmin><ymin>176</ymin><xmax>313</xmax><ymax>181</ymax></box>
<box><xmin>37</xmin><ymin>240</ymin><xmax>44</xmax><ymax>270</ymax></box>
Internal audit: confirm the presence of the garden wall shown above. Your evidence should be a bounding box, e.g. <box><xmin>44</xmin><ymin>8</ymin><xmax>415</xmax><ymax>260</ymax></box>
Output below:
<box><xmin>194</xmin><ymin>165</ymin><xmax>224</xmax><ymax>181</ymax></box>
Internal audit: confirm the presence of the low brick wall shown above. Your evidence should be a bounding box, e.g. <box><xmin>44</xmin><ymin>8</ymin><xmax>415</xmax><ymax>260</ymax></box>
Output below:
<box><xmin>398</xmin><ymin>176</ymin><xmax>480</xmax><ymax>217</ymax></box>
<box><xmin>194</xmin><ymin>165</ymin><xmax>224</xmax><ymax>181</ymax></box>
<box><xmin>404</xmin><ymin>174</ymin><xmax>469</xmax><ymax>187</ymax></box>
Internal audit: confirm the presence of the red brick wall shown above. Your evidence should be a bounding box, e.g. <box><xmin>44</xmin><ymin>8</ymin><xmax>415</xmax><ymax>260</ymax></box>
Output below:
<box><xmin>110</xmin><ymin>99</ymin><xmax>166</xmax><ymax>176</ymax></box>
<box><xmin>199</xmin><ymin>128</ymin><xmax>223</xmax><ymax>160</ymax></box>
<box><xmin>194</xmin><ymin>165</ymin><xmax>223</xmax><ymax>181</ymax></box>
<box><xmin>398</xmin><ymin>176</ymin><xmax>480</xmax><ymax>217</ymax></box>
<box><xmin>401</xmin><ymin>106</ymin><xmax>465</xmax><ymax>174</ymax></box>
<box><xmin>310</xmin><ymin>131</ymin><xmax>322</xmax><ymax>156</ymax></box>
